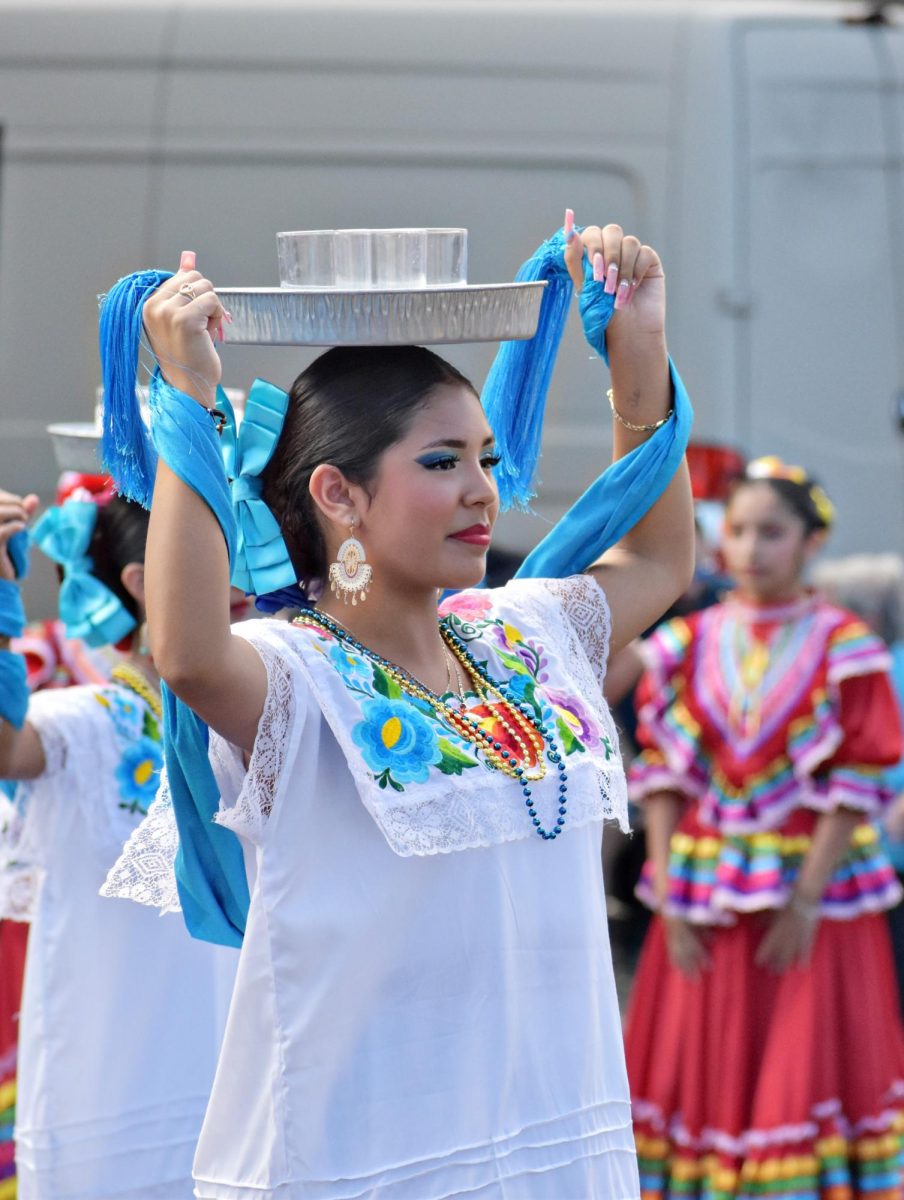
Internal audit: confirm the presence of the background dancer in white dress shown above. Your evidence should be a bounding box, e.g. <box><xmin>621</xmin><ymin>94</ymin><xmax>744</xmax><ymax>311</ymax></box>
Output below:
<box><xmin>0</xmin><ymin>489</ymin><xmax>236</xmax><ymax>1200</ymax></box>
<box><xmin>107</xmin><ymin>216</ymin><xmax>695</xmax><ymax>1199</ymax></box>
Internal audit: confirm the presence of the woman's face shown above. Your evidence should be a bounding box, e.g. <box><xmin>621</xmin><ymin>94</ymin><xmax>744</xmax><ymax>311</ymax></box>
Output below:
<box><xmin>357</xmin><ymin>383</ymin><xmax>500</xmax><ymax>594</ymax></box>
<box><xmin>721</xmin><ymin>481</ymin><xmax>822</xmax><ymax>603</ymax></box>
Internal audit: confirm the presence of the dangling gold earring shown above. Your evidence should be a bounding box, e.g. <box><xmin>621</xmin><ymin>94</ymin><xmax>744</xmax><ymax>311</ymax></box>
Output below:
<box><xmin>329</xmin><ymin>521</ymin><xmax>373</xmax><ymax>606</ymax></box>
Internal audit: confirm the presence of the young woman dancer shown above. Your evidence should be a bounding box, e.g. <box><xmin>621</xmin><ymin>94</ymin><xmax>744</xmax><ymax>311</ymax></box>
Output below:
<box><xmin>0</xmin><ymin>490</ymin><xmax>236</xmax><ymax>1200</ymax></box>
<box><xmin>106</xmin><ymin>217</ymin><xmax>694</xmax><ymax>1199</ymax></box>
<box><xmin>625</xmin><ymin>457</ymin><xmax>904</xmax><ymax>1199</ymax></box>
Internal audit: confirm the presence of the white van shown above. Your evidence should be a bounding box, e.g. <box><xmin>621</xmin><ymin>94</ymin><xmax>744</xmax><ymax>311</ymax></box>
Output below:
<box><xmin>0</xmin><ymin>0</ymin><xmax>902</xmax><ymax>609</ymax></box>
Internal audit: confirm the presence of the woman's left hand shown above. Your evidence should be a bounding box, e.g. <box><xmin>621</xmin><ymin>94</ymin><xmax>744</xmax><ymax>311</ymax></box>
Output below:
<box><xmin>563</xmin><ymin>215</ymin><xmax>666</xmax><ymax>345</ymax></box>
<box><xmin>754</xmin><ymin>902</ymin><xmax>820</xmax><ymax>973</ymax></box>
<box><xmin>0</xmin><ymin>489</ymin><xmax>39</xmax><ymax>582</ymax></box>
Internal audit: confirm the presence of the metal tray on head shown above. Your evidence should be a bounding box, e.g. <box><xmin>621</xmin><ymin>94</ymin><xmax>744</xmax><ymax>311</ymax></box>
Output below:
<box><xmin>216</xmin><ymin>282</ymin><xmax>546</xmax><ymax>347</ymax></box>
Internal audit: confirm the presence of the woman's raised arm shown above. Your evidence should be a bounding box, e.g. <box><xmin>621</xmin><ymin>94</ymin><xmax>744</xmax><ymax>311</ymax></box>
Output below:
<box><xmin>0</xmin><ymin>489</ymin><xmax>46</xmax><ymax>780</ymax></box>
<box><xmin>142</xmin><ymin>253</ymin><xmax>266</xmax><ymax>752</ymax></box>
<box><xmin>564</xmin><ymin>224</ymin><xmax>695</xmax><ymax>654</ymax></box>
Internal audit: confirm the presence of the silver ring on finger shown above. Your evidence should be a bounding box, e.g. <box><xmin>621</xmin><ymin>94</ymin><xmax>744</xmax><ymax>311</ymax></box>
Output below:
<box><xmin>178</xmin><ymin>282</ymin><xmax>198</xmax><ymax>301</ymax></box>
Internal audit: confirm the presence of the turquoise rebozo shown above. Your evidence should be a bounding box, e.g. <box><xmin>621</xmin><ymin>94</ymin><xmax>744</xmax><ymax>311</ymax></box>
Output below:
<box><xmin>144</xmin><ymin>372</ymin><xmax>298</xmax><ymax>946</ymax></box>
<box><xmin>98</xmin><ymin>225</ymin><xmax>692</xmax><ymax>947</ymax></box>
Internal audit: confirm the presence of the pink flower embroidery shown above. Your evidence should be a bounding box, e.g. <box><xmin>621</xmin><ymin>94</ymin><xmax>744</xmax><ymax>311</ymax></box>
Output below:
<box><xmin>438</xmin><ymin>591</ymin><xmax>494</xmax><ymax>621</ymax></box>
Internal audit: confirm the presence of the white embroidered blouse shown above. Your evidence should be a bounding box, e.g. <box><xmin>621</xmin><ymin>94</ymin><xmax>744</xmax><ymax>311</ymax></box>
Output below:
<box><xmin>106</xmin><ymin>575</ymin><xmax>639</xmax><ymax>1200</ymax></box>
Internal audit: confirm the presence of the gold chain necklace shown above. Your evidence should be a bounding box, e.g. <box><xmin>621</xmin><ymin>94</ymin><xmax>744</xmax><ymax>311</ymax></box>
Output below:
<box><xmin>444</xmin><ymin>647</ymin><xmax>469</xmax><ymax>706</ymax></box>
<box><xmin>111</xmin><ymin>661</ymin><xmax>162</xmax><ymax>721</ymax></box>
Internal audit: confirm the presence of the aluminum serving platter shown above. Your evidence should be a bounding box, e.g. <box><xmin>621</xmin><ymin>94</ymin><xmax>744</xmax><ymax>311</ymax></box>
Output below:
<box><xmin>47</xmin><ymin>390</ymin><xmax>246</xmax><ymax>473</ymax></box>
<box><xmin>47</xmin><ymin>422</ymin><xmax>105</xmax><ymax>473</ymax></box>
<box><xmin>216</xmin><ymin>282</ymin><xmax>547</xmax><ymax>347</ymax></box>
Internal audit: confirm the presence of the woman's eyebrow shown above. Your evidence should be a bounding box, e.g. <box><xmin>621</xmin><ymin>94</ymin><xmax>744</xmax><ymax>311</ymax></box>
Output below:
<box><xmin>418</xmin><ymin>435</ymin><xmax>496</xmax><ymax>450</ymax></box>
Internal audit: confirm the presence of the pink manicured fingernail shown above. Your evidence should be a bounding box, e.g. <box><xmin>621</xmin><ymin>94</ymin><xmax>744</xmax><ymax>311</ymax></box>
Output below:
<box><xmin>614</xmin><ymin>279</ymin><xmax>632</xmax><ymax>310</ymax></box>
<box><xmin>592</xmin><ymin>252</ymin><xmax>606</xmax><ymax>283</ymax></box>
<box><xmin>180</xmin><ymin>250</ymin><xmax>196</xmax><ymax>271</ymax></box>
<box><xmin>223</xmin><ymin>310</ymin><xmax>233</xmax><ymax>324</ymax></box>
<box><xmin>605</xmin><ymin>263</ymin><xmax>619</xmax><ymax>295</ymax></box>
<box><xmin>564</xmin><ymin>208</ymin><xmax>575</xmax><ymax>242</ymax></box>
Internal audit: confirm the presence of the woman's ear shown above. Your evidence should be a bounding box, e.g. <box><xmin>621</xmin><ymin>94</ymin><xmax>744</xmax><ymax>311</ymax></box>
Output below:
<box><xmin>308</xmin><ymin>465</ymin><xmax>359</xmax><ymax>529</ymax></box>
<box><xmin>803</xmin><ymin>528</ymin><xmax>828</xmax><ymax>563</ymax></box>
<box><xmin>119</xmin><ymin>562</ymin><xmax>146</xmax><ymax>613</ymax></box>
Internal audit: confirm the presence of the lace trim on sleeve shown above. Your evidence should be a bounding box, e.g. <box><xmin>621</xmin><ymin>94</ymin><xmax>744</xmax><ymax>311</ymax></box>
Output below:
<box><xmin>100</xmin><ymin>773</ymin><xmax>182</xmax><ymax>914</ymax></box>
<box><xmin>541</xmin><ymin>574</ymin><xmax>611</xmax><ymax>692</ymax></box>
<box><xmin>211</xmin><ymin>628</ymin><xmax>298</xmax><ymax>844</ymax></box>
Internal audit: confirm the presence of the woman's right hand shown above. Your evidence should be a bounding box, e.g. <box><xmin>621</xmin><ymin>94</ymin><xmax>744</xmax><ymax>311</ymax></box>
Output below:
<box><xmin>663</xmin><ymin>915</ymin><xmax>712</xmax><ymax>980</ymax></box>
<box><xmin>0</xmin><ymin>490</ymin><xmax>39</xmax><ymax>582</ymax></box>
<box><xmin>142</xmin><ymin>251</ymin><xmax>226</xmax><ymax>405</ymax></box>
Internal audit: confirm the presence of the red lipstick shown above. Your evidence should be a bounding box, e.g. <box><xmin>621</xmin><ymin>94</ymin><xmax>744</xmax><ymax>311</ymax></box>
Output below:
<box><xmin>449</xmin><ymin>525</ymin><xmax>491</xmax><ymax>546</ymax></box>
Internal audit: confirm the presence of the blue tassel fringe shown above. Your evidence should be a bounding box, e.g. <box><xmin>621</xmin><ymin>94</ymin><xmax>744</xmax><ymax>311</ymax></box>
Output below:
<box><xmin>98</xmin><ymin>269</ymin><xmax>173</xmax><ymax>507</ymax></box>
<box><xmin>481</xmin><ymin>227</ymin><xmax>615</xmax><ymax>511</ymax></box>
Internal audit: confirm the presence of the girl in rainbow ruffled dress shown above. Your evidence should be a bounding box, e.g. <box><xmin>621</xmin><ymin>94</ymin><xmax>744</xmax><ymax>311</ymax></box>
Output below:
<box><xmin>625</xmin><ymin>456</ymin><xmax>904</xmax><ymax>1200</ymax></box>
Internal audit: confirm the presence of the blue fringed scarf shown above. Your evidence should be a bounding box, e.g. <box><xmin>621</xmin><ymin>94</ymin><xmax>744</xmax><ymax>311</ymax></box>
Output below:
<box><xmin>482</xmin><ymin>228</ymin><xmax>616</xmax><ymax>510</ymax></box>
<box><xmin>98</xmin><ymin>269</ymin><xmax>174</xmax><ymax>506</ymax></box>
<box><xmin>516</xmin><ymin>358</ymin><xmax>691</xmax><ymax>580</ymax></box>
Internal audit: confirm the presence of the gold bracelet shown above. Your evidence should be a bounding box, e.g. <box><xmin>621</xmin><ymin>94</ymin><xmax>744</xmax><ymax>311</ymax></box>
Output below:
<box><xmin>607</xmin><ymin>388</ymin><xmax>674</xmax><ymax>434</ymax></box>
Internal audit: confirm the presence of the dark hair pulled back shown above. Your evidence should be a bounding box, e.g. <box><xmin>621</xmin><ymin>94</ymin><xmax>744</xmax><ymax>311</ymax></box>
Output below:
<box><xmin>730</xmin><ymin>473</ymin><xmax>831</xmax><ymax>536</ymax></box>
<box><xmin>87</xmin><ymin>496</ymin><xmax>150</xmax><ymax>623</ymax></box>
<box><xmin>262</xmin><ymin>346</ymin><xmax>476</xmax><ymax>583</ymax></box>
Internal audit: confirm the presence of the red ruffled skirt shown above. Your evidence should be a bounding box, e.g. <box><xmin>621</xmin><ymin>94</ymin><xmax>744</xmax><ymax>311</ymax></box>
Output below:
<box><xmin>625</xmin><ymin>913</ymin><xmax>904</xmax><ymax>1199</ymax></box>
<box><xmin>0</xmin><ymin>920</ymin><xmax>28</xmax><ymax>1196</ymax></box>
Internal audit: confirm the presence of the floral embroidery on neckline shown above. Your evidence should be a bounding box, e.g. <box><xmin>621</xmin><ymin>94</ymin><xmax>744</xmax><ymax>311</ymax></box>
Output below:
<box><xmin>295</xmin><ymin>605</ymin><xmax>614</xmax><ymax>794</ymax></box>
<box><xmin>93</xmin><ymin>686</ymin><xmax>163</xmax><ymax>816</ymax></box>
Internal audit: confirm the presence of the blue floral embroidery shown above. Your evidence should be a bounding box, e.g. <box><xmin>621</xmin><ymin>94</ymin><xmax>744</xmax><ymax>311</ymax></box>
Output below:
<box><xmin>352</xmin><ymin>697</ymin><xmax>440</xmax><ymax>789</ymax></box>
<box><xmin>114</xmin><ymin>736</ymin><xmax>164</xmax><ymax>813</ymax></box>
<box><xmin>328</xmin><ymin>640</ymin><xmax>374</xmax><ymax>689</ymax></box>
<box><xmin>299</xmin><ymin>601</ymin><xmax>604</xmax><ymax>795</ymax></box>
<box><xmin>110</xmin><ymin>691</ymin><xmax>144</xmax><ymax>738</ymax></box>
<box><xmin>506</xmin><ymin>672</ymin><xmax>533</xmax><ymax>702</ymax></box>
<box><xmin>94</xmin><ymin>688</ymin><xmax>163</xmax><ymax>815</ymax></box>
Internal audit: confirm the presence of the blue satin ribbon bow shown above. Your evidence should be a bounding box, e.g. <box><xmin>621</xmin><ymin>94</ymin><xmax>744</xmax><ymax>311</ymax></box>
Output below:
<box><xmin>219</xmin><ymin>379</ymin><xmax>296</xmax><ymax>597</ymax></box>
<box><xmin>31</xmin><ymin>500</ymin><xmax>137</xmax><ymax>648</ymax></box>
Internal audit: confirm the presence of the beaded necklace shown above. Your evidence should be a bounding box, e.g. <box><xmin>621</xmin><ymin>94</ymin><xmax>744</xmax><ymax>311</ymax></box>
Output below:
<box><xmin>111</xmin><ymin>661</ymin><xmax>162</xmax><ymax>721</ymax></box>
<box><xmin>295</xmin><ymin>609</ymin><xmax>570</xmax><ymax>840</ymax></box>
